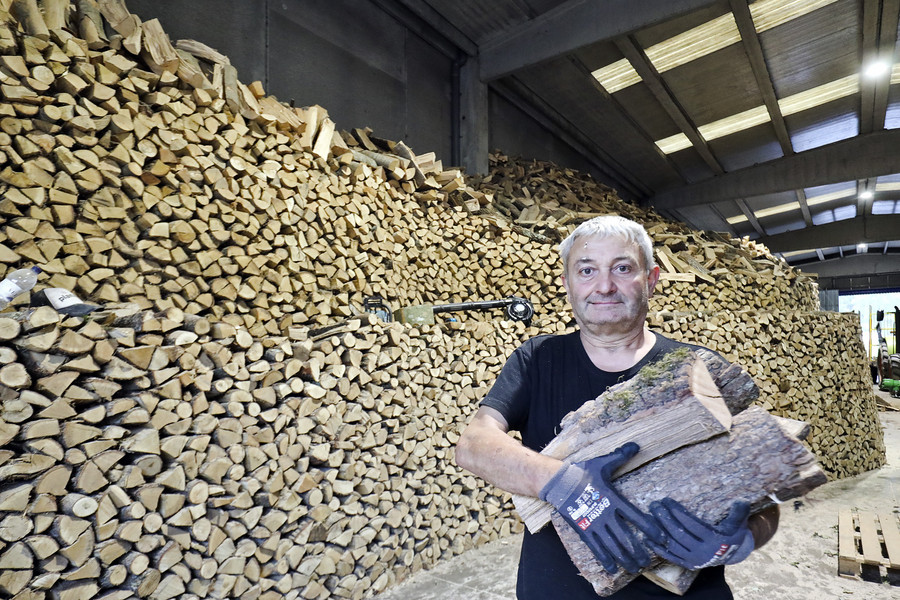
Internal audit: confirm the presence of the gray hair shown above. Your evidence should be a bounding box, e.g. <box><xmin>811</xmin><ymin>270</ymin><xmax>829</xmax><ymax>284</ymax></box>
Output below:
<box><xmin>559</xmin><ymin>215</ymin><xmax>656</xmax><ymax>272</ymax></box>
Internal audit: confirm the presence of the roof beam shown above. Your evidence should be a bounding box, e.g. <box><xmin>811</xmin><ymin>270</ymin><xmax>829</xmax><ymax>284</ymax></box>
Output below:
<box><xmin>857</xmin><ymin>178</ymin><xmax>876</xmax><ymax>216</ymax></box>
<box><xmin>479</xmin><ymin>0</ymin><xmax>720</xmax><ymax>81</ymax></box>
<box><xmin>860</xmin><ymin>0</ymin><xmax>880</xmax><ymax>134</ymax></box>
<box><xmin>490</xmin><ymin>78</ymin><xmax>651</xmax><ymax>198</ymax></box>
<box><xmin>758</xmin><ymin>215</ymin><xmax>900</xmax><ymax>253</ymax></box>
<box><xmin>729</xmin><ymin>0</ymin><xmax>793</xmax><ymax>155</ymax></box>
<box><xmin>650</xmin><ymin>129</ymin><xmax>900</xmax><ymax>209</ymax></box>
<box><xmin>614</xmin><ymin>36</ymin><xmax>724</xmax><ymax>175</ymax></box>
<box><xmin>874</xmin><ymin>0</ymin><xmax>900</xmax><ymax>129</ymax></box>
<box><xmin>796</xmin><ymin>190</ymin><xmax>812</xmax><ymax>227</ymax></box>
<box><xmin>374</xmin><ymin>0</ymin><xmax>477</xmax><ymax>56</ymax></box>
<box><xmin>735</xmin><ymin>198</ymin><xmax>765</xmax><ymax>237</ymax></box>
<box><xmin>796</xmin><ymin>253</ymin><xmax>900</xmax><ymax>278</ymax></box>
<box><xmin>859</xmin><ymin>0</ymin><xmax>899</xmax><ymax>133</ymax></box>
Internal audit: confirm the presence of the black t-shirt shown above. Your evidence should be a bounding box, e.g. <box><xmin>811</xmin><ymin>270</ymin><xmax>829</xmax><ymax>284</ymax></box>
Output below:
<box><xmin>481</xmin><ymin>331</ymin><xmax>733</xmax><ymax>600</ymax></box>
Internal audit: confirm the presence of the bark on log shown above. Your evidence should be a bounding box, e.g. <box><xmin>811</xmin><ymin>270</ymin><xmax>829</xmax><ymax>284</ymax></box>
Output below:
<box><xmin>513</xmin><ymin>348</ymin><xmax>758</xmax><ymax>532</ymax></box>
<box><xmin>553</xmin><ymin>406</ymin><xmax>827</xmax><ymax>596</ymax></box>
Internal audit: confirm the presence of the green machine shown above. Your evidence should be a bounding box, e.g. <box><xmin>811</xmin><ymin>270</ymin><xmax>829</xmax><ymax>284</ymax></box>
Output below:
<box><xmin>880</xmin><ymin>378</ymin><xmax>900</xmax><ymax>397</ymax></box>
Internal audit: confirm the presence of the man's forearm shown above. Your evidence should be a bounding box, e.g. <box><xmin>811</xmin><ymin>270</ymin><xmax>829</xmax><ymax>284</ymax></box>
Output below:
<box><xmin>455</xmin><ymin>408</ymin><xmax>561</xmax><ymax>497</ymax></box>
<box><xmin>748</xmin><ymin>505</ymin><xmax>780</xmax><ymax>548</ymax></box>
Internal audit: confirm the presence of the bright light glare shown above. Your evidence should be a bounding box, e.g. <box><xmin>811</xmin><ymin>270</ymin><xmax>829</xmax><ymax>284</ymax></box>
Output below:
<box><xmin>860</xmin><ymin>190</ymin><xmax>874</xmax><ymax>200</ymax></box>
<box><xmin>856</xmin><ymin>243</ymin><xmax>868</xmax><ymax>253</ymax></box>
<box><xmin>864</xmin><ymin>60</ymin><xmax>890</xmax><ymax>79</ymax></box>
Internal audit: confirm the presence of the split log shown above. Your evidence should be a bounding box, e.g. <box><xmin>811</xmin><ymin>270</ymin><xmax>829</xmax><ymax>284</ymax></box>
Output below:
<box><xmin>513</xmin><ymin>348</ymin><xmax>757</xmax><ymax>532</ymax></box>
<box><xmin>553</xmin><ymin>406</ymin><xmax>827</xmax><ymax>596</ymax></box>
<box><xmin>10</xmin><ymin>0</ymin><xmax>49</xmax><ymax>40</ymax></box>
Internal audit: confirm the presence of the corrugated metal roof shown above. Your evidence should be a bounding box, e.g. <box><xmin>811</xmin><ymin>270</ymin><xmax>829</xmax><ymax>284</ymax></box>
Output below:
<box><xmin>404</xmin><ymin>0</ymin><xmax>900</xmax><ymax>287</ymax></box>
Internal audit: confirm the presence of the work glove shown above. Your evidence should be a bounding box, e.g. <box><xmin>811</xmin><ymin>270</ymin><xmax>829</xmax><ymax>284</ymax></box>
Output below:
<box><xmin>539</xmin><ymin>442</ymin><xmax>665</xmax><ymax>574</ymax></box>
<box><xmin>647</xmin><ymin>497</ymin><xmax>755</xmax><ymax>570</ymax></box>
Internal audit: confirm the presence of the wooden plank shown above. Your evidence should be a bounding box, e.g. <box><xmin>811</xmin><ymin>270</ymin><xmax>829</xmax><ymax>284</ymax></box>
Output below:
<box><xmin>837</xmin><ymin>509</ymin><xmax>860</xmax><ymax>578</ymax></box>
<box><xmin>880</xmin><ymin>512</ymin><xmax>900</xmax><ymax>569</ymax></box>
<box><xmin>658</xmin><ymin>272</ymin><xmax>696</xmax><ymax>282</ymax></box>
<box><xmin>655</xmin><ymin>246</ymin><xmax>679</xmax><ymax>274</ymax></box>
<box><xmin>858</xmin><ymin>511</ymin><xmax>884</xmax><ymax>565</ymax></box>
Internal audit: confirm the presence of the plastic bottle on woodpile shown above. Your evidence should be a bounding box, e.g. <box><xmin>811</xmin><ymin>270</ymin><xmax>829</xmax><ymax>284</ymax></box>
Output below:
<box><xmin>0</xmin><ymin>266</ymin><xmax>41</xmax><ymax>310</ymax></box>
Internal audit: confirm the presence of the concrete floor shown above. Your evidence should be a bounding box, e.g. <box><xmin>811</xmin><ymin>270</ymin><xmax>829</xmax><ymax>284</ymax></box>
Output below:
<box><xmin>372</xmin><ymin>391</ymin><xmax>900</xmax><ymax>599</ymax></box>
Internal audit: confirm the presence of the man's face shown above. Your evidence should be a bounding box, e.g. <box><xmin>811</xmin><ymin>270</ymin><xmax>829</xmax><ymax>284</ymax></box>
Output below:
<box><xmin>561</xmin><ymin>235</ymin><xmax>659</xmax><ymax>334</ymax></box>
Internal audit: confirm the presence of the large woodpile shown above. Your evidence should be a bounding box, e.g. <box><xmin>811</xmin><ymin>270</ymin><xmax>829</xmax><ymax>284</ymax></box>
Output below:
<box><xmin>0</xmin><ymin>305</ymin><xmax>527</xmax><ymax>600</ymax></box>
<box><xmin>0</xmin><ymin>2</ymin><xmax>885</xmax><ymax>600</ymax></box>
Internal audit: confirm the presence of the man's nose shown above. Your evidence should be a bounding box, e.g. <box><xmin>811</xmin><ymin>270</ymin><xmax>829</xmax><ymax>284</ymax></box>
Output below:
<box><xmin>594</xmin><ymin>272</ymin><xmax>616</xmax><ymax>295</ymax></box>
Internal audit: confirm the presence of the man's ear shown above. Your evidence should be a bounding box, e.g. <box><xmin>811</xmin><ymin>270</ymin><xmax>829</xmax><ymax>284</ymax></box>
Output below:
<box><xmin>647</xmin><ymin>265</ymin><xmax>660</xmax><ymax>295</ymax></box>
<box><xmin>560</xmin><ymin>273</ymin><xmax>568</xmax><ymax>292</ymax></box>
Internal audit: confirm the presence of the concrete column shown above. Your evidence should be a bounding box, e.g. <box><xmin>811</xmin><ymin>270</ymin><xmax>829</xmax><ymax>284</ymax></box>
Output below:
<box><xmin>459</xmin><ymin>57</ymin><xmax>489</xmax><ymax>175</ymax></box>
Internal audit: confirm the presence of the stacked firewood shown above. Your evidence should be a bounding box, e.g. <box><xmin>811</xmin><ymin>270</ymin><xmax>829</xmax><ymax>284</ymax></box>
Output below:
<box><xmin>0</xmin><ymin>0</ymin><xmax>816</xmax><ymax>325</ymax></box>
<box><xmin>0</xmin><ymin>2</ymin><xmax>884</xmax><ymax>600</ymax></box>
<box><xmin>0</xmin><ymin>306</ymin><xmax>530</xmax><ymax>600</ymax></box>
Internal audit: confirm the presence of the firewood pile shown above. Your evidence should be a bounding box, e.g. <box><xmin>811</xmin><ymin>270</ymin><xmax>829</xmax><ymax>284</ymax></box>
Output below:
<box><xmin>0</xmin><ymin>304</ymin><xmax>528</xmax><ymax>600</ymax></box>
<box><xmin>0</xmin><ymin>2</ymin><xmax>884</xmax><ymax>600</ymax></box>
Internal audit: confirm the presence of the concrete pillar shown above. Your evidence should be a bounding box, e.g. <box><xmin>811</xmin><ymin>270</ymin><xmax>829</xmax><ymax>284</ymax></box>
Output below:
<box><xmin>459</xmin><ymin>57</ymin><xmax>489</xmax><ymax>175</ymax></box>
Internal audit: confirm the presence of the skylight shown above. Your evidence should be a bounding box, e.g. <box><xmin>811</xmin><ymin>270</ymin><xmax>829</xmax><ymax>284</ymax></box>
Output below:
<box><xmin>726</xmin><ymin>187</ymin><xmax>856</xmax><ymax>224</ymax></box>
<box><xmin>749</xmin><ymin>0</ymin><xmax>839</xmax><ymax>33</ymax></box>
<box><xmin>643</xmin><ymin>13</ymin><xmax>740</xmax><ymax>73</ymax></box>
<box><xmin>591</xmin><ymin>0</ymin><xmax>839</xmax><ymax>93</ymax></box>
<box><xmin>654</xmin><ymin>75</ymin><xmax>860</xmax><ymax>154</ymax></box>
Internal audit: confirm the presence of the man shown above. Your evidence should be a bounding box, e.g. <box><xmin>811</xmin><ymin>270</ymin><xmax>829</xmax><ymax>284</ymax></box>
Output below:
<box><xmin>455</xmin><ymin>215</ymin><xmax>779</xmax><ymax>599</ymax></box>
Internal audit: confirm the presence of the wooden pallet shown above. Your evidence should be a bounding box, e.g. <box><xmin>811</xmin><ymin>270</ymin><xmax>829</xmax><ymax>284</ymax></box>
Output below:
<box><xmin>838</xmin><ymin>509</ymin><xmax>900</xmax><ymax>585</ymax></box>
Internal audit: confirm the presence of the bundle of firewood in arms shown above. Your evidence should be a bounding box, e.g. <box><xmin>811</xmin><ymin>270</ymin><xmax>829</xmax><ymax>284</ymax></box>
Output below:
<box><xmin>512</xmin><ymin>348</ymin><xmax>828</xmax><ymax>596</ymax></box>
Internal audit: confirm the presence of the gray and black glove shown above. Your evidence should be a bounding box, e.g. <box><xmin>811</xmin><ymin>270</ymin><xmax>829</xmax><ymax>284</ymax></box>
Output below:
<box><xmin>539</xmin><ymin>442</ymin><xmax>665</xmax><ymax>574</ymax></box>
<box><xmin>648</xmin><ymin>498</ymin><xmax>755</xmax><ymax>569</ymax></box>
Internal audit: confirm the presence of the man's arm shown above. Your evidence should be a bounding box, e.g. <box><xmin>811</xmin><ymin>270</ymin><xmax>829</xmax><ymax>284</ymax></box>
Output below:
<box><xmin>748</xmin><ymin>504</ymin><xmax>780</xmax><ymax>548</ymax></box>
<box><xmin>454</xmin><ymin>406</ymin><xmax>562</xmax><ymax>497</ymax></box>
<box><xmin>457</xmin><ymin>406</ymin><xmax>666</xmax><ymax>573</ymax></box>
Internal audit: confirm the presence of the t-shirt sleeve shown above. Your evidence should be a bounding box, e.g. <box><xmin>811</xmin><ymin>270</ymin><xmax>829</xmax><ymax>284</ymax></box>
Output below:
<box><xmin>479</xmin><ymin>341</ymin><xmax>534</xmax><ymax>432</ymax></box>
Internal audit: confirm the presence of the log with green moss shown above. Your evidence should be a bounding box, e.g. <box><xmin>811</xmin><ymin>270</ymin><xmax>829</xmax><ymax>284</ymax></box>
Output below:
<box><xmin>512</xmin><ymin>348</ymin><xmax>758</xmax><ymax>532</ymax></box>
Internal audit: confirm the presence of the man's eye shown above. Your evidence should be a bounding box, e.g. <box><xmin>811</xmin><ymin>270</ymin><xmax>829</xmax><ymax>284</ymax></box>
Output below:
<box><xmin>579</xmin><ymin>267</ymin><xmax>594</xmax><ymax>276</ymax></box>
<box><xmin>615</xmin><ymin>265</ymin><xmax>632</xmax><ymax>273</ymax></box>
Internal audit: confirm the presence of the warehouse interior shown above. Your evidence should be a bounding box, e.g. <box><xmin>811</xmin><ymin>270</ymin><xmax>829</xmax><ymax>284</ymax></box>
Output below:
<box><xmin>0</xmin><ymin>1</ymin><xmax>898</xmax><ymax>599</ymax></box>
<box><xmin>127</xmin><ymin>0</ymin><xmax>900</xmax><ymax>293</ymax></box>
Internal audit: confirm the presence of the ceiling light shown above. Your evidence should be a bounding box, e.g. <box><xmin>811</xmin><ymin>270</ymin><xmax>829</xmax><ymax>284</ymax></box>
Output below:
<box><xmin>725</xmin><ymin>187</ymin><xmax>857</xmax><ymax>225</ymax></box>
<box><xmin>697</xmin><ymin>106</ymin><xmax>770</xmax><ymax>142</ymax></box>
<box><xmin>859</xmin><ymin>190</ymin><xmax>874</xmax><ymax>200</ymax></box>
<box><xmin>806</xmin><ymin>187</ymin><xmax>856</xmax><ymax>205</ymax></box>
<box><xmin>857</xmin><ymin>243</ymin><xmax>868</xmax><ymax>253</ymax></box>
<box><xmin>892</xmin><ymin>63</ymin><xmax>900</xmax><ymax>84</ymax></box>
<box><xmin>778</xmin><ymin>75</ymin><xmax>858</xmax><ymax>116</ymax></box>
<box><xmin>655</xmin><ymin>133</ymin><xmax>692</xmax><ymax>154</ymax></box>
<box><xmin>864</xmin><ymin>60</ymin><xmax>890</xmax><ymax>79</ymax></box>
<box><xmin>780</xmin><ymin>249</ymin><xmax>813</xmax><ymax>258</ymax></box>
